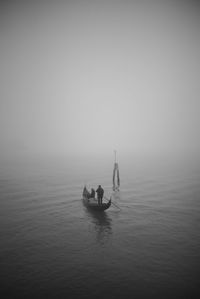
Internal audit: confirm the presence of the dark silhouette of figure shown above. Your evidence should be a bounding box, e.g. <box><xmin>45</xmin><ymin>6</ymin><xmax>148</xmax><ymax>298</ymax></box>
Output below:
<box><xmin>96</xmin><ymin>185</ymin><xmax>104</xmax><ymax>205</ymax></box>
<box><xmin>90</xmin><ymin>188</ymin><xmax>95</xmax><ymax>198</ymax></box>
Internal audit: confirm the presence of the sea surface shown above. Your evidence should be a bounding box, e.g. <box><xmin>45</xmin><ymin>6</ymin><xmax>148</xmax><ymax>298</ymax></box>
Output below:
<box><xmin>0</xmin><ymin>154</ymin><xmax>200</xmax><ymax>298</ymax></box>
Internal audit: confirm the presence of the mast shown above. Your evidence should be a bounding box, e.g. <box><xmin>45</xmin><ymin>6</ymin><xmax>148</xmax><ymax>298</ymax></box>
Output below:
<box><xmin>113</xmin><ymin>150</ymin><xmax>120</xmax><ymax>191</ymax></box>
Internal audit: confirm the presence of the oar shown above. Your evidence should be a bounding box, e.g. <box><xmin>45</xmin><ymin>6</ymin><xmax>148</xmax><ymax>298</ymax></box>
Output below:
<box><xmin>104</xmin><ymin>196</ymin><xmax>121</xmax><ymax>210</ymax></box>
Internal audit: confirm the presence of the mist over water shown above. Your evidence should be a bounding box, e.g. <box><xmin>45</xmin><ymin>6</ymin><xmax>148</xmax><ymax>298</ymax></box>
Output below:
<box><xmin>0</xmin><ymin>154</ymin><xmax>200</xmax><ymax>298</ymax></box>
<box><xmin>1</xmin><ymin>0</ymin><xmax>200</xmax><ymax>297</ymax></box>
<box><xmin>1</xmin><ymin>0</ymin><xmax>200</xmax><ymax>158</ymax></box>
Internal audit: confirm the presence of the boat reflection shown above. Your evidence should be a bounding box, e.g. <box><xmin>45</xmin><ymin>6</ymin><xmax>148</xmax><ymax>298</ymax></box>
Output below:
<box><xmin>85</xmin><ymin>209</ymin><xmax>112</xmax><ymax>244</ymax></box>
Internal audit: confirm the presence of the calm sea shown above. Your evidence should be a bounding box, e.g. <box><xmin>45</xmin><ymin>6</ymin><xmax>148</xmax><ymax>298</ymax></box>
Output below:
<box><xmin>0</xmin><ymin>154</ymin><xmax>200</xmax><ymax>298</ymax></box>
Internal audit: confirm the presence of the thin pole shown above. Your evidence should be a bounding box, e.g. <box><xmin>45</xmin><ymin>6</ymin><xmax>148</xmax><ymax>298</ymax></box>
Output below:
<box><xmin>114</xmin><ymin>150</ymin><xmax>116</xmax><ymax>163</ymax></box>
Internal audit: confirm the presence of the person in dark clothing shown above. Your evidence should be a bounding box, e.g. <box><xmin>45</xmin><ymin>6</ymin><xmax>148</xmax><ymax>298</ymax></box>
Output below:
<box><xmin>96</xmin><ymin>185</ymin><xmax>104</xmax><ymax>205</ymax></box>
<box><xmin>90</xmin><ymin>188</ymin><xmax>95</xmax><ymax>198</ymax></box>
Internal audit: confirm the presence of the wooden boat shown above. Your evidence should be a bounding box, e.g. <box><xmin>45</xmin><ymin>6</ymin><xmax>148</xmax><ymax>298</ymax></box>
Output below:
<box><xmin>82</xmin><ymin>186</ymin><xmax>111</xmax><ymax>211</ymax></box>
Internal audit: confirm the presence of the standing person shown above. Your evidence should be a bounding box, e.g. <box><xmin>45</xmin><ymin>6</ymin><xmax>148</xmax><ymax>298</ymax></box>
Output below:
<box><xmin>96</xmin><ymin>185</ymin><xmax>104</xmax><ymax>205</ymax></box>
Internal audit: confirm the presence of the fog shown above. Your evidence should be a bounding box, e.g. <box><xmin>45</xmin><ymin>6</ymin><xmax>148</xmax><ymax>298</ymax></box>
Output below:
<box><xmin>1</xmin><ymin>0</ymin><xmax>200</xmax><ymax>160</ymax></box>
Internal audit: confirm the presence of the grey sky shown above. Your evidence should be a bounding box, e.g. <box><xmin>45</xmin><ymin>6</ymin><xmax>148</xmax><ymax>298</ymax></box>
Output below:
<box><xmin>1</xmin><ymin>0</ymin><xmax>200</xmax><ymax>158</ymax></box>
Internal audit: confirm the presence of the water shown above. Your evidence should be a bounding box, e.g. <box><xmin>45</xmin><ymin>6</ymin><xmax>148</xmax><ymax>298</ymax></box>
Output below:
<box><xmin>0</xmin><ymin>155</ymin><xmax>200</xmax><ymax>298</ymax></box>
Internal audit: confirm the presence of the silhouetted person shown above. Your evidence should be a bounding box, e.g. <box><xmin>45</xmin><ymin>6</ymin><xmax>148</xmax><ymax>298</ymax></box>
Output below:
<box><xmin>90</xmin><ymin>188</ymin><xmax>95</xmax><ymax>198</ymax></box>
<box><xmin>96</xmin><ymin>185</ymin><xmax>104</xmax><ymax>205</ymax></box>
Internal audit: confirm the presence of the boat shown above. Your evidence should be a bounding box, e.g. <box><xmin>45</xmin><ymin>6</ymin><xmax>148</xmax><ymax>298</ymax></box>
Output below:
<box><xmin>82</xmin><ymin>186</ymin><xmax>111</xmax><ymax>211</ymax></box>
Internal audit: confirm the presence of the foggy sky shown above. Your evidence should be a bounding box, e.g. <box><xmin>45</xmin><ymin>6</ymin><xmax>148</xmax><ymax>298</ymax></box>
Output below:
<box><xmin>1</xmin><ymin>0</ymin><xmax>200</xmax><ymax>158</ymax></box>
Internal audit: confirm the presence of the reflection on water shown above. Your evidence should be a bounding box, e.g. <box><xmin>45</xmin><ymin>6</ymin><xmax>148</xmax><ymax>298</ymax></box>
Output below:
<box><xmin>112</xmin><ymin>190</ymin><xmax>121</xmax><ymax>201</ymax></box>
<box><xmin>85</xmin><ymin>209</ymin><xmax>112</xmax><ymax>244</ymax></box>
